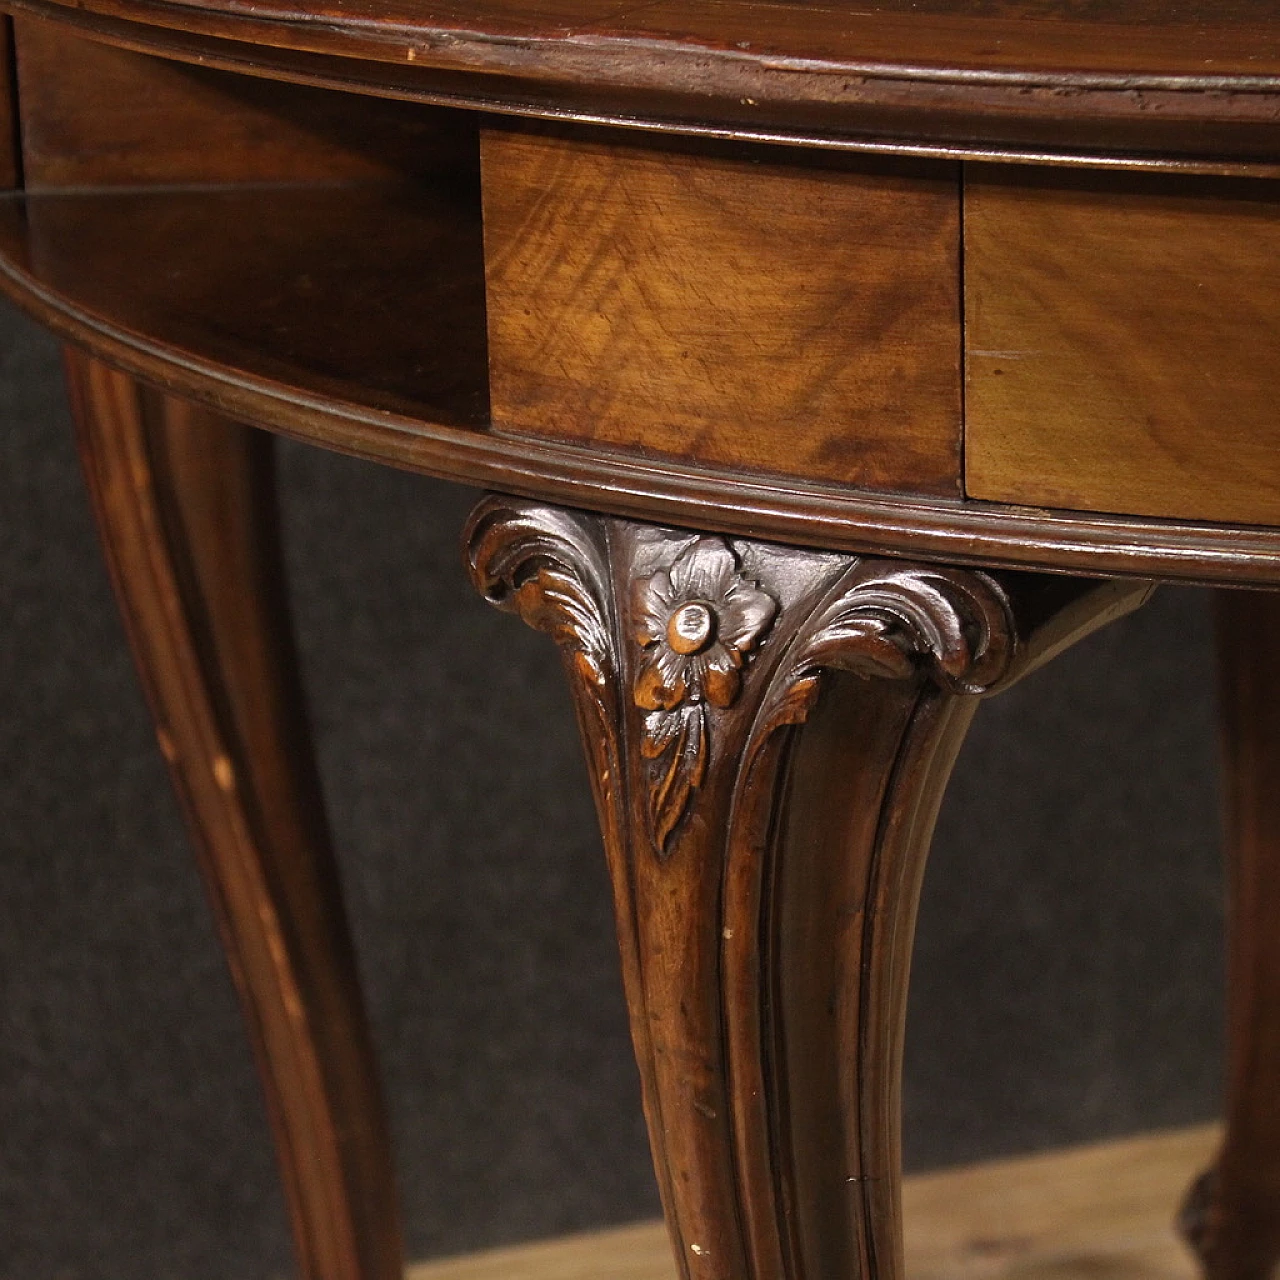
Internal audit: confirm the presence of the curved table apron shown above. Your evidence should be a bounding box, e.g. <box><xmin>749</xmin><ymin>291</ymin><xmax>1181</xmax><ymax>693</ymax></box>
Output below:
<box><xmin>1</xmin><ymin>5</ymin><xmax>1279</xmax><ymax>1280</ymax></box>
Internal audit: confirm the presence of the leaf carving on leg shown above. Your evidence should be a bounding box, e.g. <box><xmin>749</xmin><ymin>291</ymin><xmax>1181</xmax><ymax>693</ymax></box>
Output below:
<box><xmin>631</xmin><ymin>537</ymin><xmax>777</xmax><ymax>856</ymax></box>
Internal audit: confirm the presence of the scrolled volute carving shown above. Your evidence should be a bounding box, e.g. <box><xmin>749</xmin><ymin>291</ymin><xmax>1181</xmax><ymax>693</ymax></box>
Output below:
<box><xmin>804</xmin><ymin>562</ymin><xmax>1015</xmax><ymax>694</ymax></box>
<box><xmin>748</xmin><ymin>560</ymin><xmax>1016</xmax><ymax>750</ymax></box>
<box><xmin>464</xmin><ymin>496</ymin><xmax>613</xmax><ymax>692</ymax></box>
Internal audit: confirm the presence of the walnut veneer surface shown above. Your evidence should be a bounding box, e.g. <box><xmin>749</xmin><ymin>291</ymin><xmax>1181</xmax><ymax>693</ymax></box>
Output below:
<box><xmin>2</xmin><ymin>9</ymin><xmax>1280</xmax><ymax>1280</ymax></box>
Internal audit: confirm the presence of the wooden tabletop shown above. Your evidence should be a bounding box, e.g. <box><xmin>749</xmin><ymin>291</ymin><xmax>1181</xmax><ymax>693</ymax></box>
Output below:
<box><xmin>5</xmin><ymin>0</ymin><xmax>1279</xmax><ymax>167</ymax></box>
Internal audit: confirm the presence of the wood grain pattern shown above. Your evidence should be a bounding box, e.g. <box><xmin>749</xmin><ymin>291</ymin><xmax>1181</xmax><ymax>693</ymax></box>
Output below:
<box><xmin>407</xmin><ymin>1124</ymin><xmax>1222</xmax><ymax>1280</ymax></box>
<box><xmin>1179</xmin><ymin>591</ymin><xmax>1280</xmax><ymax>1280</ymax></box>
<box><xmin>8</xmin><ymin>0</ymin><xmax>1280</xmax><ymax>81</ymax></box>
<box><xmin>0</xmin><ymin>17</ymin><xmax>18</xmax><ymax>189</ymax></box>
<box><xmin>13</xmin><ymin>17</ymin><xmax>474</xmax><ymax>188</ymax></box>
<box><xmin>66</xmin><ymin>350</ymin><xmax>404</xmax><ymax>1280</ymax></box>
<box><xmin>467</xmin><ymin>495</ymin><xmax>1150</xmax><ymax>1280</ymax></box>
<box><xmin>1</xmin><ymin>12</ymin><xmax>1272</xmax><ymax>1279</ymax></box>
<box><xmin>484</xmin><ymin>129</ymin><xmax>962</xmax><ymax>496</ymax></box>
<box><xmin>8</xmin><ymin>173</ymin><xmax>1280</xmax><ymax>582</ymax></box>
<box><xmin>965</xmin><ymin>168</ymin><xmax>1280</xmax><ymax>527</ymax></box>
<box><xmin>907</xmin><ymin>1123</ymin><xmax>1217</xmax><ymax>1280</ymax></box>
<box><xmin>3</xmin><ymin>0</ymin><xmax>1280</xmax><ymax>172</ymax></box>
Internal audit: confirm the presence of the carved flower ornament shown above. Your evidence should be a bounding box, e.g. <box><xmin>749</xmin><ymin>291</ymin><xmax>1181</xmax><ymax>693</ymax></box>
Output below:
<box><xmin>633</xmin><ymin>539</ymin><xmax>777</xmax><ymax>710</ymax></box>
<box><xmin>631</xmin><ymin>538</ymin><xmax>778</xmax><ymax>851</ymax></box>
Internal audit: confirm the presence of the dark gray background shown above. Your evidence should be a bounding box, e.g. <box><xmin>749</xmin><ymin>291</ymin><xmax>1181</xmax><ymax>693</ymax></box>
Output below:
<box><xmin>1</xmin><ymin>294</ymin><xmax>1225</xmax><ymax>1280</ymax></box>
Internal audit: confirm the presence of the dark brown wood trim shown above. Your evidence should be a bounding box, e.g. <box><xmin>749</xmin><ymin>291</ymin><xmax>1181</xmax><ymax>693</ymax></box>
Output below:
<box><xmin>1</xmin><ymin>0</ymin><xmax>1280</xmax><ymax>172</ymax></box>
<box><xmin>1180</xmin><ymin>590</ymin><xmax>1280</xmax><ymax>1280</ymax></box>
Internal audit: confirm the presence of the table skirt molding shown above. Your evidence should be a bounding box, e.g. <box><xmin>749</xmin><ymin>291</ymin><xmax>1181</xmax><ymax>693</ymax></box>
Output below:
<box><xmin>7</xmin><ymin>208</ymin><xmax>1280</xmax><ymax>590</ymax></box>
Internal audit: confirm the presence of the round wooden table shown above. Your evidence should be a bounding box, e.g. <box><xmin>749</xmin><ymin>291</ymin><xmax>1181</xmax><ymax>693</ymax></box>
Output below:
<box><xmin>0</xmin><ymin>4</ymin><xmax>1278</xmax><ymax>1279</ymax></box>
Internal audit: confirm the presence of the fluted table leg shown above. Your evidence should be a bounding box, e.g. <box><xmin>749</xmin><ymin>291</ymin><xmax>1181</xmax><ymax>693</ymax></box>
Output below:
<box><xmin>467</xmin><ymin>494</ymin><xmax>1150</xmax><ymax>1280</ymax></box>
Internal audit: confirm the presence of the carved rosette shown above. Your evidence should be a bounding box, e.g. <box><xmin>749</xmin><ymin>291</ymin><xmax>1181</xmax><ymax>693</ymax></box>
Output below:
<box><xmin>464</xmin><ymin>496</ymin><xmax>1017</xmax><ymax>858</ymax></box>
<box><xmin>632</xmin><ymin>538</ymin><xmax>778</xmax><ymax>852</ymax></box>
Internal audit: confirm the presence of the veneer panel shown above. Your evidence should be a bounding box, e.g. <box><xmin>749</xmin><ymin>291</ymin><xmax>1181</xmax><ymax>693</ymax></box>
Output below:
<box><xmin>965</xmin><ymin>167</ymin><xmax>1280</xmax><ymax>526</ymax></box>
<box><xmin>483</xmin><ymin>128</ymin><xmax>962</xmax><ymax>496</ymax></box>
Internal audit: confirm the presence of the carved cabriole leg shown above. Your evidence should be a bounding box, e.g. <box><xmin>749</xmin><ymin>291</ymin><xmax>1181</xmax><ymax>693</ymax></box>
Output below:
<box><xmin>1180</xmin><ymin>590</ymin><xmax>1280</xmax><ymax>1280</ymax></box>
<box><xmin>466</xmin><ymin>494</ymin><xmax>1151</xmax><ymax>1280</ymax></box>
<box><xmin>65</xmin><ymin>349</ymin><xmax>403</xmax><ymax>1280</ymax></box>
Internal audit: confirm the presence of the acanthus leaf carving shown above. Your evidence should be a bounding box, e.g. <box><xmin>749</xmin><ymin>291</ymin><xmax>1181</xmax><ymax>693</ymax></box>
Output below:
<box><xmin>464</xmin><ymin>497</ymin><xmax>614</xmax><ymax>694</ymax></box>
<box><xmin>466</xmin><ymin>500</ymin><xmax>1017</xmax><ymax>864</ymax></box>
<box><xmin>744</xmin><ymin>560</ymin><xmax>1016</xmax><ymax>776</ymax></box>
<box><xmin>641</xmin><ymin>700</ymin><xmax>709</xmax><ymax>852</ymax></box>
<box><xmin>806</xmin><ymin>563</ymin><xmax>1015</xmax><ymax>695</ymax></box>
<box><xmin>464</xmin><ymin>498</ymin><xmax>1149</xmax><ymax>1280</ymax></box>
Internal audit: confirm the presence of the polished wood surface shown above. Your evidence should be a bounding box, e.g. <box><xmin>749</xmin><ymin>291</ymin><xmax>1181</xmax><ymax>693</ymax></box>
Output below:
<box><xmin>2</xmin><ymin>0</ymin><xmax>1280</xmax><ymax>169</ymax></box>
<box><xmin>1179</xmin><ymin>592</ymin><xmax>1280</xmax><ymax>1280</ymax></box>
<box><xmin>467</xmin><ymin>495</ymin><xmax>1151</xmax><ymax>1280</ymax></box>
<box><xmin>65</xmin><ymin>350</ymin><xmax>404</xmax><ymax>1280</ymax></box>
<box><xmin>12</xmin><ymin>18</ymin><xmax>472</xmax><ymax>187</ymax></box>
<box><xmin>0</xmin><ymin>182</ymin><xmax>488</xmax><ymax>423</ymax></box>
<box><xmin>3</xmin><ymin>50</ymin><xmax>1280</xmax><ymax>583</ymax></box>
<box><xmin>965</xmin><ymin>167</ymin><xmax>1280</xmax><ymax>527</ymax></box>
<box><xmin>409</xmin><ymin>1125</ymin><xmax>1222</xmax><ymax>1280</ymax></box>
<box><xmin>4</xmin><ymin>8</ymin><xmax>1280</xmax><ymax>1280</ymax></box>
<box><xmin>484</xmin><ymin>129</ymin><xmax>961</xmax><ymax>495</ymax></box>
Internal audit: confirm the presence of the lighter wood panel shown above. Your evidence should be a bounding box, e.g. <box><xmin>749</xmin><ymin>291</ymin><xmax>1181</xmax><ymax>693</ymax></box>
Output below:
<box><xmin>408</xmin><ymin>1125</ymin><xmax>1218</xmax><ymax>1280</ymax></box>
<box><xmin>965</xmin><ymin>169</ymin><xmax>1280</xmax><ymax>526</ymax></box>
<box><xmin>483</xmin><ymin>128</ymin><xmax>962</xmax><ymax>496</ymax></box>
<box><xmin>13</xmin><ymin>19</ymin><xmax>473</xmax><ymax>188</ymax></box>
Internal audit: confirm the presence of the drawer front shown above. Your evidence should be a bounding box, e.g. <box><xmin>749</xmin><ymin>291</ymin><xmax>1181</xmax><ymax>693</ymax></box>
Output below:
<box><xmin>966</xmin><ymin>168</ymin><xmax>1280</xmax><ymax>526</ymax></box>
<box><xmin>482</xmin><ymin>127</ymin><xmax>962</xmax><ymax>497</ymax></box>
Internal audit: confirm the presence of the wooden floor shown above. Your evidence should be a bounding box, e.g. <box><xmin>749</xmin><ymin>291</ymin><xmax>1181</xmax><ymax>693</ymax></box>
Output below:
<box><xmin>408</xmin><ymin>1125</ymin><xmax>1219</xmax><ymax>1280</ymax></box>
